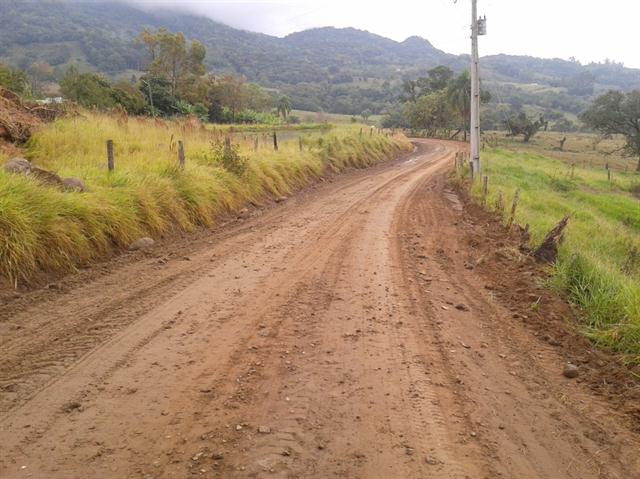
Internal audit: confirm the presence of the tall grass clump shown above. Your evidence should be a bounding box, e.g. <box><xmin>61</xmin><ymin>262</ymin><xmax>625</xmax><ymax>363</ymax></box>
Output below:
<box><xmin>467</xmin><ymin>148</ymin><xmax>640</xmax><ymax>362</ymax></box>
<box><xmin>0</xmin><ymin>114</ymin><xmax>411</xmax><ymax>286</ymax></box>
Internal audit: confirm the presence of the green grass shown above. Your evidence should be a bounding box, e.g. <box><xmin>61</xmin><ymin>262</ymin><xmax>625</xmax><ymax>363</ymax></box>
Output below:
<box><xmin>0</xmin><ymin>114</ymin><xmax>411</xmax><ymax>287</ymax></box>
<box><xmin>486</xmin><ymin>131</ymin><xmax>636</xmax><ymax>172</ymax></box>
<box><xmin>292</xmin><ymin>110</ymin><xmax>384</xmax><ymax>126</ymax></box>
<box><xmin>466</xmin><ymin>148</ymin><xmax>640</xmax><ymax>362</ymax></box>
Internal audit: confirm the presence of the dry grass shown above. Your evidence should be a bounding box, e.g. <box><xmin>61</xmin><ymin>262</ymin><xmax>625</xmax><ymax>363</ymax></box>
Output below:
<box><xmin>0</xmin><ymin>114</ymin><xmax>411</xmax><ymax>286</ymax></box>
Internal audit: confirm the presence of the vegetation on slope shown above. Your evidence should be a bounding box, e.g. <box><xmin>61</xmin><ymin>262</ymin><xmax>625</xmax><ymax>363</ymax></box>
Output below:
<box><xmin>1</xmin><ymin>0</ymin><xmax>639</xmax><ymax>116</ymax></box>
<box><xmin>465</xmin><ymin>149</ymin><xmax>640</xmax><ymax>362</ymax></box>
<box><xmin>0</xmin><ymin>115</ymin><xmax>411</xmax><ymax>286</ymax></box>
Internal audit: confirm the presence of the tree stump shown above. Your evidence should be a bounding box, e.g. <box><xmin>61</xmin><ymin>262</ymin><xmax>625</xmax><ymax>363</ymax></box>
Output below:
<box><xmin>533</xmin><ymin>215</ymin><xmax>570</xmax><ymax>263</ymax></box>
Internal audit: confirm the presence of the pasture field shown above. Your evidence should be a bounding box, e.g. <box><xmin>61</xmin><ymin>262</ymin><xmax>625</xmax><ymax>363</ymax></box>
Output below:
<box><xmin>466</xmin><ymin>147</ymin><xmax>640</xmax><ymax>362</ymax></box>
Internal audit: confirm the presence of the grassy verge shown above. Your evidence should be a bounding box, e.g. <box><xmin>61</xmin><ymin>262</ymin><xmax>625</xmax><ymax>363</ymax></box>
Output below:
<box><xmin>0</xmin><ymin>114</ymin><xmax>411</xmax><ymax>287</ymax></box>
<box><xmin>464</xmin><ymin>148</ymin><xmax>640</xmax><ymax>362</ymax></box>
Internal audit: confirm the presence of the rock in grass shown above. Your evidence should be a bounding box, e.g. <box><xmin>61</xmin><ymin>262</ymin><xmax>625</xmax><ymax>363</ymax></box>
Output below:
<box><xmin>563</xmin><ymin>363</ymin><xmax>579</xmax><ymax>379</ymax></box>
<box><xmin>62</xmin><ymin>177</ymin><xmax>86</xmax><ymax>192</ymax></box>
<box><xmin>30</xmin><ymin>167</ymin><xmax>63</xmax><ymax>187</ymax></box>
<box><xmin>129</xmin><ymin>237</ymin><xmax>155</xmax><ymax>251</ymax></box>
<box><xmin>4</xmin><ymin>157</ymin><xmax>31</xmax><ymax>174</ymax></box>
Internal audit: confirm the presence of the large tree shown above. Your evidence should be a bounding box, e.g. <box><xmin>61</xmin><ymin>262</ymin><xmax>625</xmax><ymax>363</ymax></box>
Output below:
<box><xmin>137</xmin><ymin>28</ymin><xmax>206</xmax><ymax>98</ymax></box>
<box><xmin>580</xmin><ymin>90</ymin><xmax>640</xmax><ymax>171</ymax></box>
<box><xmin>277</xmin><ymin>95</ymin><xmax>292</xmax><ymax>120</ymax></box>
<box><xmin>505</xmin><ymin>112</ymin><xmax>548</xmax><ymax>143</ymax></box>
<box><xmin>406</xmin><ymin>90</ymin><xmax>454</xmax><ymax>137</ymax></box>
<box><xmin>446</xmin><ymin>70</ymin><xmax>490</xmax><ymax>141</ymax></box>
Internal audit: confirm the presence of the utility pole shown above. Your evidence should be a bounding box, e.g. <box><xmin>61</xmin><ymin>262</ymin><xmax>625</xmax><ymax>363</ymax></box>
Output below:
<box><xmin>470</xmin><ymin>0</ymin><xmax>486</xmax><ymax>176</ymax></box>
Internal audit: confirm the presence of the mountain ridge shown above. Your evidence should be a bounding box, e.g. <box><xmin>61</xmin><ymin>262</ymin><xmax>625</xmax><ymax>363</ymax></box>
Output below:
<box><xmin>1</xmin><ymin>0</ymin><xmax>638</xmax><ymax>115</ymax></box>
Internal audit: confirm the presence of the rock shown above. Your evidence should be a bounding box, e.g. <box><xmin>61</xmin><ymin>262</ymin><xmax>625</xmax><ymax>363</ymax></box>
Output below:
<box><xmin>129</xmin><ymin>237</ymin><xmax>155</xmax><ymax>251</ymax></box>
<box><xmin>30</xmin><ymin>167</ymin><xmax>63</xmax><ymax>187</ymax></box>
<box><xmin>237</xmin><ymin>207</ymin><xmax>250</xmax><ymax>218</ymax></box>
<box><xmin>455</xmin><ymin>303</ymin><xmax>469</xmax><ymax>311</ymax></box>
<box><xmin>211</xmin><ymin>452</ymin><xmax>224</xmax><ymax>460</ymax></box>
<box><xmin>62</xmin><ymin>177</ymin><xmax>86</xmax><ymax>192</ymax></box>
<box><xmin>275</xmin><ymin>196</ymin><xmax>287</xmax><ymax>203</ymax></box>
<box><xmin>563</xmin><ymin>363</ymin><xmax>579</xmax><ymax>379</ymax></box>
<box><xmin>425</xmin><ymin>456</ymin><xmax>439</xmax><ymax>465</ymax></box>
<box><xmin>257</xmin><ymin>426</ymin><xmax>271</xmax><ymax>434</ymax></box>
<box><xmin>61</xmin><ymin>401</ymin><xmax>82</xmax><ymax>413</ymax></box>
<box><xmin>3</xmin><ymin>157</ymin><xmax>31</xmax><ymax>174</ymax></box>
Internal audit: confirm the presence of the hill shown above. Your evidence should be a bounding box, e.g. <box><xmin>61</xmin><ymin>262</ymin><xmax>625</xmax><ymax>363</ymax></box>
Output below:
<box><xmin>1</xmin><ymin>0</ymin><xmax>639</xmax><ymax>117</ymax></box>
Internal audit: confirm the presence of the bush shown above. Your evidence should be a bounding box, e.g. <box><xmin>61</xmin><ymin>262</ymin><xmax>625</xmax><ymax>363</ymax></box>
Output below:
<box><xmin>207</xmin><ymin>139</ymin><xmax>247</xmax><ymax>176</ymax></box>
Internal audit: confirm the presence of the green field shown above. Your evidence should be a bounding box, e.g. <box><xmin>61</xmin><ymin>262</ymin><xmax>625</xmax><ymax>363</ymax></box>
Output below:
<box><xmin>487</xmin><ymin>131</ymin><xmax>635</xmax><ymax>172</ymax></box>
<box><xmin>466</xmin><ymin>148</ymin><xmax>640</xmax><ymax>362</ymax></box>
<box><xmin>0</xmin><ymin>114</ymin><xmax>411</xmax><ymax>287</ymax></box>
<box><xmin>292</xmin><ymin>110</ymin><xmax>384</xmax><ymax>126</ymax></box>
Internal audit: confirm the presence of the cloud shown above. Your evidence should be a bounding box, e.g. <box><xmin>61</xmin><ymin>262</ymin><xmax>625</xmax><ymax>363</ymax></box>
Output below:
<box><xmin>123</xmin><ymin>0</ymin><xmax>640</xmax><ymax>68</ymax></box>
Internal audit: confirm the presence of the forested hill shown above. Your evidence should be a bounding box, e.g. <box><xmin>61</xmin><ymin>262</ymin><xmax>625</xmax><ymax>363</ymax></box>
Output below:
<box><xmin>1</xmin><ymin>0</ymin><xmax>639</xmax><ymax>115</ymax></box>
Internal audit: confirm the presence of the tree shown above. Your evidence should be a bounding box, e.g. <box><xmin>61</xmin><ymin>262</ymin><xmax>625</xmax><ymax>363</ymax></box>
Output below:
<box><xmin>112</xmin><ymin>81</ymin><xmax>146</xmax><ymax>114</ymax></box>
<box><xmin>139</xmin><ymin>74</ymin><xmax>177</xmax><ymax>116</ymax></box>
<box><xmin>27</xmin><ymin>61</ymin><xmax>54</xmax><ymax>96</ymax></box>
<box><xmin>137</xmin><ymin>28</ymin><xmax>206</xmax><ymax>98</ymax></box>
<box><xmin>277</xmin><ymin>95</ymin><xmax>292</xmax><ymax>120</ymax></box>
<box><xmin>581</xmin><ymin>90</ymin><xmax>640</xmax><ymax>171</ymax></box>
<box><xmin>0</xmin><ymin>64</ymin><xmax>29</xmax><ymax>95</ymax></box>
<box><xmin>426</xmin><ymin>66</ymin><xmax>454</xmax><ymax>92</ymax></box>
<box><xmin>246</xmin><ymin>83</ymin><xmax>272</xmax><ymax>112</ymax></box>
<box><xmin>401</xmin><ymin>79</ymin><xmax>419</xmax><ymax>103</ymax></box>
<box><xmin>214</xmin><ymin>74</ymin><xmax>249</xmax><ymax>121</ymax></box>
<box><xmin>361</xmin><ymin>109</ymin><xmax>372</xmax><ymax>122</ymax></box>
<box><xmin>505</xmin><ymin>113</ymin><xmax>548</xmax><ymax>142</ymax></box>
<box><xmin>447</xmin><ymin>70</ymin><xmax>471</xmax><ymax>141</ymax></box>
<box><xmin>60</xmin><ymin>66</ymin><xmax>116</xmax><ymax>108</ymax></box>
<box><xmin>406</xmin><ymin>90</ymin><xmax>454</xmax><ymax>137</ymax></box>
<box><xmin>446</xmin><ymin>70</ymin><xmax>490</xmax><ymax>141</ymax></box>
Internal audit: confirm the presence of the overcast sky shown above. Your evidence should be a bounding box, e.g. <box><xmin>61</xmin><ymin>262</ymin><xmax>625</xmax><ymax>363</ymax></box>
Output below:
<box><xmin>129</xmin><ymin>0</ymin><xmax>640</xmax><ymax>68</ymax></box>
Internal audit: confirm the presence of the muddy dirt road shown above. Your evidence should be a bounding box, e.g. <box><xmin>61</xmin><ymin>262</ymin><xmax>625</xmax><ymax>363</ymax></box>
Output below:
<box><xmin>1</xmin><ymin>140</ymin><xmax>639</xmax><ymax>478</ymax></box>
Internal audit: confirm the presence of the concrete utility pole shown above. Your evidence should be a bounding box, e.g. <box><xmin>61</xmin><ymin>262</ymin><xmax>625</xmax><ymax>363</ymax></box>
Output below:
<box><xmin>470</xmin><ymin>0</ymin><xmax>485</xmax><ymax>175</ymax></box>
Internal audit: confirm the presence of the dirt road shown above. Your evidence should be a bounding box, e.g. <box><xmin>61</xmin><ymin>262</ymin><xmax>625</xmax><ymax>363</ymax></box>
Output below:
<box><xmin>1</xmin><ymin>140</ymin><xmax>639</xmax><ymax>478</ymax></box>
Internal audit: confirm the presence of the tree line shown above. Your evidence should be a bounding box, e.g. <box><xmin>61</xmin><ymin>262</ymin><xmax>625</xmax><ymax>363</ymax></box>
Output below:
<box><xmin>382</xmin><ymin>66</ymin><xmax>490</xmax><ymax>140</ymax></box>
<box><xmin>384</xmin><ymin>65</ymin><xmax>639</xmax><ymax>171</ymax></box>
<box><xmin>0</xmin><ymin>28</ymin><xmax>294</xmax><ymax>125</ymax></box>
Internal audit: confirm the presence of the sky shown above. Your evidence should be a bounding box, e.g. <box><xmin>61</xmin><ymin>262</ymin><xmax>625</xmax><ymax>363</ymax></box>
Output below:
<box><xmin>129</xmin><ymin>0</ymin><xmax>640</xmax><ymax>68</ymax></box>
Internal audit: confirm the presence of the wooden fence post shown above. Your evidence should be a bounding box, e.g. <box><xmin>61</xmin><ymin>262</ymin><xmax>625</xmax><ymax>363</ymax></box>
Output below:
<box><xmin>224</xmin><ymin>136</ymin><xmax>232</xmax><ymax>158</ymax></box>
<box><xmin>106</xmin><ymin>139</ymin><xmax>114</xmax><ymax>172</ymax></box>
<box><xmin>254</xmin><ymin>136</ymin><xmax>259</xmax><ymax>151</ymax></box>
<box><xmin>482</xmin><ymin>175</ymin><xmax>488</xmax><ymax>204</ymax></box>
<box><xmin>178</xmin><ymin>140</ymin><xmax>185</xmax><ymax>169</ymax></box>
<box><xmin>273</xmin><ymin>131</ymin><xmax>278</xmax><ymax>151</ymax></box>
<box><xmin>299</xmin><ymin>136</ymin><xmax>303</xmax><ymax>152</ymax></box>
<box><xmin>507</xmin><ymin>189</ymin><xmax>520</xmax><ymax>229</ymax></box>
<box><xmin>608</xmin><ymin>169</ymin><xmax>611</xmax><ymax>182</ymax></box>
